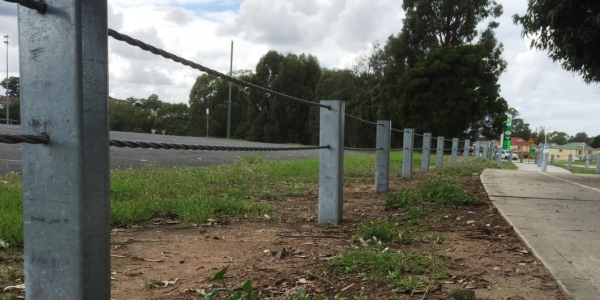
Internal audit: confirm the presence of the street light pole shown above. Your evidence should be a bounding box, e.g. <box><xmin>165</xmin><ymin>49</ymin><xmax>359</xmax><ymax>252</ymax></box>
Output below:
<box><xmin>226</xmin><ymin>40</ymin><xmax>233</xmax><ymax>139</ymax></box>
<box><xmin>3</xmin><ymin>35</ymin><xmax>8</xmax><ymax>124</ymax></box>
<box><xmin>206</xmin><ymin>108</ymin><xmax>209</xmax><ymax>138</ymax></box>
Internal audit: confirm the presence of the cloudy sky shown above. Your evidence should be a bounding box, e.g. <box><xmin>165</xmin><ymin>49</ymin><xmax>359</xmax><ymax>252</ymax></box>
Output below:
<box><xmin>0</xmin><ymin>0</ymin><xmax>599</xmax><ymax>137</ymax></box>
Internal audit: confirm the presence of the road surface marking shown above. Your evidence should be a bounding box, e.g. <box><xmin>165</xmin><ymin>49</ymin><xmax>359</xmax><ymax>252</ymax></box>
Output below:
<box><xmin>0</xmin><ymin>159</ymin><xmax>21</xmax><ymax>162</ymax></box>
<box><xmin>542</xmin><ymin>173</ymin><xmax>600</xmax><ymax>193</ymax></box>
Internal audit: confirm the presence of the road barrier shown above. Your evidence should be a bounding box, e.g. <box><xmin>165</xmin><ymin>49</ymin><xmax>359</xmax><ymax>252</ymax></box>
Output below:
<box><xmin>0</xmin><ymin>1</ymin><xmax>512</xmax><ymax>298</ymax></box>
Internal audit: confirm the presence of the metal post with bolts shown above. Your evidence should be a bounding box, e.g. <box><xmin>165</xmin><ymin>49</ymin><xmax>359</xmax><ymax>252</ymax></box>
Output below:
<box><xmin>319</xmin><ymin>100</ymin><xmax>344</xmax><ymax>224</ymax></box>
<box><xmin>541</xmin><ymin>144</ymin><xmax>549</xmax><ymax>172</ymax></box>
<box><xmin>436</xmin><ymin>136</ymin><xmax>444</xmax><ymax>169</ymax></box>
<box><xmin>421</xmin><ymin>133</ymin><xmax>431</xmax><ymax>172</ymax></box>
<box><xmin>585</xmin><ymin>154</ymin><xmax>590</xmax><ymax>169</ymax></box>
<box><xmin>463</xmin><ymin>139</ymin><xmax>470</xmax><ymax>161</ymax></box>
<box><xmin>20</xmin><ymin>1</ymin><xmax>111</xmax><ymax>298</ymax></box>
<box><xmin>483</xmin><ymin>142</ymin><xmax>489</xmax><ymax>160</ymax></box>
<box><xmin>496</xmin><ymin>145</ymin><xmax>502</xmax><ymax>168</ymax></box>
<box><xmin>568</xmin><ymin>154</ymin><xmax>573</xmax><ymax>168</ymax></box>
<box><xmin>537</xmin><ymin>144</ymin><xmax>543</xmax><ymax>167</ymax></box>
<box><xmin>402</xmin><ymin>128</ymin><xmax>414</xmax><ymax>179</ymax></box>
<box><xmin>451</xmin><ymin>138</ymin><xmax>458</xmax><ymax>165</ymax></box>
<box><xmin>375</xmin><ymin>120</ymin><xmax>391</xmax><ymax>192</ymax></box>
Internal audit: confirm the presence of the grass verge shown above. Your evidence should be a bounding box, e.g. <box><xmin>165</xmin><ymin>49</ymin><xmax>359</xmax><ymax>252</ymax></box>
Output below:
<box><xmin>329</xmin><ymin>249</ymin><xmax>447</xmax><ymax>293</ymax></box>
<box><xmin>554</xmin><ymin>163</ymin><xmax>599</xmax><ymax>175</ymax></box>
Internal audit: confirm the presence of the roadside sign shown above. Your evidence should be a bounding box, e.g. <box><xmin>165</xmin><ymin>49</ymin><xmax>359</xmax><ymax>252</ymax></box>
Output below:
<box><xmin>530</xmin><ymin>148</ymin><xmax>536</xmax><ymax>155</ymax></box>
<box><xmin>527</xmin><ymin>138</ymin><xmax>534</xmax><ymax>145</ymax></box>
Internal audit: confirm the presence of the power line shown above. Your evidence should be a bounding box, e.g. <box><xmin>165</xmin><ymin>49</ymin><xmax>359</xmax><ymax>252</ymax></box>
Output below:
<box><xmin>107</xmin><ymin>29</ymin><xmax>330</xmax><ymax>109</ymax></box>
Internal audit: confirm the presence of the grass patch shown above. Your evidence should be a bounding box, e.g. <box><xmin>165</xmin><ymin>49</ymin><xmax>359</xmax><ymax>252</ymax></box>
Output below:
<box><xmin>330</xmin><ymin>249</ymin><xmax>447</xmax><ymax>293</ymax></box>
<box><xmin>0</xmin><ymin>173</ymin><xmax>22</xmax><ymax>248</ymax></box>
<box><xmin>385</xmin><ymin>177</ymin><xmax>483</xmax><ymax>210</ymax></box>
<box><xmin>384</xmin><ymin>159</ymin><xmax>507</xmax><ymax>210</ymax></box>
<box><xmin>0</xmin><ymin>154</ymin><xmax>508</xmax><ymax>248</ymax></box>
<box><xmin>447</xmin><ymin>290</ymin><xmax>477</xmax><ymax>300</ymax></box>
<box><xmin>0</xmin><ymin>249</ymin><xmax>23</xmax><ymax>299</ymax></box>
<box><xmin>0</xmin><ymin>154</ymin><xmax>394</xmax><ymax>247</ymax></box>
<box><xmin>357</xmin><ymin>220</ymin><xmax>398</xmax><ymax>243</ymax></box>
<box><xmin>554</xmin><ymin>163</ymin><xmax>599</xmax><ymax>175</ymax></box>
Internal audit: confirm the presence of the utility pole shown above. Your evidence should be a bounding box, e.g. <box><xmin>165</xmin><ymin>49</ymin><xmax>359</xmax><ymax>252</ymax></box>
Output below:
<box><xmin>227</xmin><ymin>40</ymin><xmax>233</xmax><ymax>139</ymax></box>
<box><xmin>3</xmin><ymin>35</ymin><xmax>8</xmax><ymax>124</ymax></box>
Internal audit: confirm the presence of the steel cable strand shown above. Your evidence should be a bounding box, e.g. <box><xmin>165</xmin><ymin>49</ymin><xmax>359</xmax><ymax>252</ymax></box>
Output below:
<box><xmin>344</xmin><ymin>147</ymin><xmax>382</xmax><ymax>151</ymax></box>
<box><xmin>391</xmin><ymin>128</ymin><xmax>404</xmax><ymax>133</ymax></box>
<box><xmin>0</xmin><ymin>133</ymin><xmax>49</xmax><ymax>144</ymax></box>
<box><xmin>109</xmin><ymin>139</ymin><xmax>329</xmax><ymax>152</ymax></box>
<box><xmin>108</xmin><ymin>29</ymin><xmax>329</xmax><ymax>109</ymax></box>
<box><xmin>4</xmin><ymin>0</ymin><xmax>47</xmax><ymax>13</ymax></box>
<box><xmin>344</xmin><ymin>113</ymin><xmax>382</xmax><ymax>126</ymax></box>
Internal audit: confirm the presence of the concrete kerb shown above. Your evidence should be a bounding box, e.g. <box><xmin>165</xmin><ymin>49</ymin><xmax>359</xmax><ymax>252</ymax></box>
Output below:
<box><xmin>480</xmin><ymin>169</ymin><xmax>599</xmax><ymax>299</ymax></box>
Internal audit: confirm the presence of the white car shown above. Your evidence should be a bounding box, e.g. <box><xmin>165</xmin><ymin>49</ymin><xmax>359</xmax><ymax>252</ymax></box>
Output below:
<box><xmin>497</xmin><ymin>150</ymin><xmax>519</xmax><ymax>160</ymax></box>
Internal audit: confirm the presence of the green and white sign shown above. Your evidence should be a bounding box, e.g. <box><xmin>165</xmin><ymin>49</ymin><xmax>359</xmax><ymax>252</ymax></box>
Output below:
<box><xmin>503</xmin><ymin>115</ymin><xmax>512</xmax><ymax>150</ymax></box>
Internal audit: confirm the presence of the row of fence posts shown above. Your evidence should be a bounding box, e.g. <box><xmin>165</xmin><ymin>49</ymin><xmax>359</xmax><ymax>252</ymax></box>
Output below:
<box><xmin>535</xmin><ymin>143</ymin><xmax>600</xmax><ymax>173</ymax></box>
<box><xmin>14</xmin><ymin>3</ymin><xmax>508</xmax><ymax>298</ymax></box>
<box><xmin>317</xmin><ymin>105</ymin><xmax>502</xmax><ymax>225</ymax></box>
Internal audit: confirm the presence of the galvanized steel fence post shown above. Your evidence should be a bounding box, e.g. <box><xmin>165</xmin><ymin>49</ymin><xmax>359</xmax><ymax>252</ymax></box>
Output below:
<box><xmin>421</xmin><ymin>133</ymin><xmax>431</xmax><ymax>172</ymax></box>
<box><xmin>483</xmin><ymin>142</ymin><xmax>489</xmax><ymax>160</ymax></box>
<box><xmin>550</xmin><ymin>154</ymin><xmax>554</xmax><ymax>164</ymax></box>
<box><xmin>541</xmin><ymin>144</ymin><xmax>549</xmax><ymax>172</ymax></box>
<box><xmin>537</xmin><ymin>144</ymin><xmax>543</xmax><ymax>167</ymax></box>
<box><xmin>19</xmin><ymin>1</ymin><xmax>111</xmax><ymax>298</ymax></box>
<box><xmin>496</xmin><ymin>145</ymin><xmax>502</xmax><ymax>167</ymax></box>
<box><xmin>585</xmin><ymin>154</ymin><xmax>590</xmax><ymax>169</ymax></box>
<box><xmin>319</xmin><ymin>100</ymin><xmax>344</xmax><ymax>224</ymax></box>
<box><xmin>463</xmin><ymin>139</ymin><xmax>470</xmax><ymax>160</ymax></box>
<box><xmin>568</xmin><ymin>154</ymin><xmax>573</xmax><ymax>168</ymax></box>
<box><xmin>474</xmin><ymin>141</ymin><xmax>480</xmax><ymax>159</ymax></box>
<box><xmin>402</xmin><ymin>128</ymin><xmax>414</xmax><ymax>179</ymax></box>
<box><xmin>375</xmin><ymin>120</ymin><xmax>391</xmax><ymax>192</ymax></box>
<box><xmin>451</xmin><ymin>138</ymin><xmax>458</xmax><ymax>164</ymax></box>
<box><xmin>436</xmin><ymin>136</ymin><xmax>443</xmax><ymax>169</ymax></box>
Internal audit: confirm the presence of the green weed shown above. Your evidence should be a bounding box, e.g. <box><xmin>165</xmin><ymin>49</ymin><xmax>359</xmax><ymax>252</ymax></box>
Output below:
<box><xmin>330</xmin><ymin>249</ymin><xmax>447</xmax><ymax>293</ymax></box>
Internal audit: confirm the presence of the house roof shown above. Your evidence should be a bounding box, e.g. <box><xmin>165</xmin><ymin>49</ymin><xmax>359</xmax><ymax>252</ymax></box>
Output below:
<box><xmin>497</xmin><ymin>137</ymin><xmax>530</xmax><ymax>146</ymax></box>
<box><xmin>510</xmin><ymin>137</ymin><xmax>529</xmax><ymax>146</ymax></box>
<box><xmin>550</xmin><ymin>142</ymin><xmax>596</xmax><ymax>151</ymax></box>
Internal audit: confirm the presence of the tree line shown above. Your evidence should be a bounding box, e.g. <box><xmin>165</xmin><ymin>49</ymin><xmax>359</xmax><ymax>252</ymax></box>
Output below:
<box><xmin>3</xmin><ymin>0</ymin><xmax>598</xmax><ymax>148</ymax></box>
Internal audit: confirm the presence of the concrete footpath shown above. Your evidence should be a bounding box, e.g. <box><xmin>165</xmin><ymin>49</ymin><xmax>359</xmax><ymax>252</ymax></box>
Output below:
<box><xmin>513</xmin><ymin>161</ymin><xmax>572</xmax><ymax>173</ymax></box>
<box><xmin>481</xmin><ymin>169</ymin><xmax>600</xmax><ymax>299</ymax></box>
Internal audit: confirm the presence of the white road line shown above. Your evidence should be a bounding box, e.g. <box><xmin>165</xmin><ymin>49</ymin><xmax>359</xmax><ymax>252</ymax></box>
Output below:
<box><xmin>542</xmin><ymin>173</ymin><xmax>600</xmax><ymax>193</ymax></box>
<box><xmin>0</xmin><ymin>159</ymin><xmax>21</xmax><ymax>162</ymax></box>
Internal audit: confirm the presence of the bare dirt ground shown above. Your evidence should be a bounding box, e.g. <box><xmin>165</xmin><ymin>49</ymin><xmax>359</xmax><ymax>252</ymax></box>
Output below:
<box><xmin>108</xmin><ymin>175</ymin><xmax>568</xmax><ymax>300</ymax></box>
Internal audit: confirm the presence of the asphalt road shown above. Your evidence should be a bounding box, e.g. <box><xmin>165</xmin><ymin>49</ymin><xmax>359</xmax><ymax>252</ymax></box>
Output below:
<box><xmin>482</xmin><ymin>169</ymin><xmax>600</xmax><ymax>299</ymax></box>
<box><xmin>0</xmin><ymin>124</ymin><xmax>320</xmax><ymax>176</ymax></box>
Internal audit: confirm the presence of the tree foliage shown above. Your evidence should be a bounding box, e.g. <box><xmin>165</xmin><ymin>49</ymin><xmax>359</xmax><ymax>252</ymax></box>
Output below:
<box><xmin>388</xmin><ymin>0</ymin><xmax>507</xmax><ymax>139</ymax></box>
<box><xmin>0</xmin><ymin>77</ymin><xmax>19</xmax><ymax>97</ymax></box>
<box><xmin>513</xmin><ymin>0</ymin><xmax>600</xmax><ymax>83</ymax></box>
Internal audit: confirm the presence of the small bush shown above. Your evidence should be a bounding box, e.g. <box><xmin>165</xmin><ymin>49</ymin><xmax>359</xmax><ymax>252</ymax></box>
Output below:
<box><xmin>357</xmin><ymin>220</ymin><xmax>398</xmax><ymax>243</ymax></box>
<box><xmin>417</xmin><ymin>178</ymin><xmax>484</xmax><ymax>206</ymax></box>
<box><xmin>330</xmin><ymin>249</ymin><xmax>447</xmax><ymax>292</ymax></box>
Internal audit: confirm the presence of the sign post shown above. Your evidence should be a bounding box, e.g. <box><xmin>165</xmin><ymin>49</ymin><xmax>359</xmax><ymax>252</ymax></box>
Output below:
<box><xmin>503</xmin><ymin>115</ymin><xmax>513</xmax><ymax>150</ymax></box>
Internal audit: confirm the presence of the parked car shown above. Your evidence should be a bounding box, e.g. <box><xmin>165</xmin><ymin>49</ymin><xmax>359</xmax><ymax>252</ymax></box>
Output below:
<box><xmin>497</xmin><ymin>150</ymin><xmax>519</xmax><ymax>160</ymax></box>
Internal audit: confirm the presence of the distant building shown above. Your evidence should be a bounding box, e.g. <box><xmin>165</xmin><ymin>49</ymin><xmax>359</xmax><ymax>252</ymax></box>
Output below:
<box><xmin>109</xmin><ymin>97</ymin><xmax>128</xmax><ymax>105</ymax></box>
<box><xmin>549</xmin><ymin>143</ymin><xmax>598</xmax><ymax>161</ymax></box>
<box><xmin>0</xmin><ymin>96</ymin><xmax>19</xmax><ymax>106</ymax></box>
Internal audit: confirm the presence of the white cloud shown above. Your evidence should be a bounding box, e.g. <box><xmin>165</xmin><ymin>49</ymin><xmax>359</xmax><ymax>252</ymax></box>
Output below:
<box><xmin>0</xmin><ymin>0</ymin><xmax>598</xmax><ymax>136</ymax></box>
